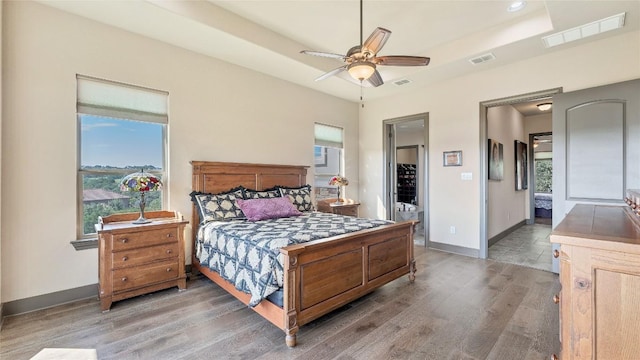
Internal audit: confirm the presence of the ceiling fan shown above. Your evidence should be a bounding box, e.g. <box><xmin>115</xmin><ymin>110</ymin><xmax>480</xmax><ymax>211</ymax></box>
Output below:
<box><xmin>300</xmin><ymin>0</ymin><xmax>430</xmax><ymax>87</ymax></box>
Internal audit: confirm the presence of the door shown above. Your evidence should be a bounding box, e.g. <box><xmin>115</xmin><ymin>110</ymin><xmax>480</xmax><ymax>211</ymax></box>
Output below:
<box><xmin>552</xmin><ymin>78</ymin><xmax>640</xmax><ymax>273</ymax></box>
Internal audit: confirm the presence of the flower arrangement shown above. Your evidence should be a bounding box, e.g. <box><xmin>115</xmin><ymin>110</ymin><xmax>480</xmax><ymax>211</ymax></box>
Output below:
<box><xmin>329</xmin><ymin>175</ymin><xmax>349</xmax><ymax>187</ymax></box>
<box><xmin>120</xmin><ymin>170</ymin><xmax>163</xmax><ymax>192</ymax></box>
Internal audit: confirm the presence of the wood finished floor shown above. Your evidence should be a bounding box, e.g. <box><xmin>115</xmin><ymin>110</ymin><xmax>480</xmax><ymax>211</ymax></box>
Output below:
<box><xmin>0</xmin><ymin>247</ymin><xmax>561</xmax><ymax>359</ymax></box>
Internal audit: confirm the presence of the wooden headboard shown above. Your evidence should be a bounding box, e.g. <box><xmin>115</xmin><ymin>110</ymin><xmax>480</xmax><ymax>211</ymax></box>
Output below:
<box><xmin>190</xmin><ymin>161</ymin><xmax>309</xmax><ymax>231</ymax></box>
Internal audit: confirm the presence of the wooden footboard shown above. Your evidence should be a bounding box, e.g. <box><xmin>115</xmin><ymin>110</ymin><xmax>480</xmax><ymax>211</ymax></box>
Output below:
<box><xmin>190</xmin><ymin>161</ymin><xmax>416</xmax><ymax>347</ymax></box>
<box><xmin>281</xmin><ymin>221</ymin><xmax>415</xmax><ymax>346</ymax></box>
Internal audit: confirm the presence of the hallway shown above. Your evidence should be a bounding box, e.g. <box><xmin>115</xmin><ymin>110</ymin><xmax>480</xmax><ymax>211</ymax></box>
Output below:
<box><xmin>488</xmin><ymin>223</ymin><xmax>553</xmax><ymax>272</ymax></box>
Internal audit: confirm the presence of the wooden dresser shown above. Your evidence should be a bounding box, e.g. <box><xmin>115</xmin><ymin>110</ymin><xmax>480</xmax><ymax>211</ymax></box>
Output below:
<box><xmin>97</xmin><ymin>210</ymin><xmax>188</xmax><ymax>311</ymax></box>
<box><xmin>316</xmin><ymin>198</ymin><xmax>360</xmax><ymax>217</ymax></box>
<box><xmin>550</xmin><ymin>204</ymin><xmax>640</xmax><ymax>360</ymax></box>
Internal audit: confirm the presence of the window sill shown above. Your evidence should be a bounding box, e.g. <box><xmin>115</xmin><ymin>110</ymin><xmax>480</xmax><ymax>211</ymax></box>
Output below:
<box><xmin>71</xmin><ymin>238</ymin><xmax>98</xmax><ymax>251</ymax></box>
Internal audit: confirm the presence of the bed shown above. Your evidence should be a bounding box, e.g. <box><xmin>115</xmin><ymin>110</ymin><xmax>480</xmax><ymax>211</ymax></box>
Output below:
<box><xmin>191</xmin><ymin>161</ymin><xmax>416</xmax><ymax>347</ymax></box>
<box><xmin>534</xmin><ymin>192</ymin><xmax>553</xmax><ymax>218</ymax></box>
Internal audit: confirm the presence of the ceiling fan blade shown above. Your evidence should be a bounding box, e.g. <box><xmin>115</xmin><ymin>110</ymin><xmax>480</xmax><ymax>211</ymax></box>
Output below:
<box><xmin>375</xmin><ymin>56</ymin><xmax>430</xmax><ymax>66</ymax></box>
<box><xmin>300</xmin><ymin>50</ymin><xmax>347</xmax><ymax>60</ymax></box>
<box><xmin>366</xmin><ymin>69</ymin><xmax>384</xmax><ymax>87</ymax></box>
<box><xmin>315</xmin><ymin>66</ymin><xmax>347</xmax><ymax>82</ymax></box>
<box><xmin>362</xmin><ymin>27</ymin><xmax>391</xmax><ymax>55</ymax></box>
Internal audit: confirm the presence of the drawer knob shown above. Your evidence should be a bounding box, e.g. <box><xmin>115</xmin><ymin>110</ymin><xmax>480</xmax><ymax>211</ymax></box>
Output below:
<box><xmin>553</xmin><ymin>249</ymin><xmax>560</xmax><ymax>258</ymax></box>
<box><xmin>121</xmin><ymin>277</ymin><xmax>127</xmax><ymax>282</ymax></box>
<box><xmin>166</xmin><ymin>249</ymin><xmax>172</xmax><ymax>254</ymax></box>
<box><xmin>166</xmin><ymin>268</ymin><xmax>172</xmax><ymax>272</ymax></box>
<box><xmin>122</xmin><ymin>256</ymin><xmax>128</xmax><ymax>261</ymax></box>
<box><xmin>166</xmin><ymin>233</ymin><xmax>173</xmax><ymax>238</ymax></box>
<box><xmin>551</xmin><ymin>355</ymin><xmax>558</xmax><ymax>360</ymax></box>
<box><xmin>553</xmin><ymin>294</ymin><xmax>560</xmax><ymax>304</ymax></box>
<box><xmin>121</xmin><ymin>238</ymin><xmax>128</xmax><ymax>244</ymax></box>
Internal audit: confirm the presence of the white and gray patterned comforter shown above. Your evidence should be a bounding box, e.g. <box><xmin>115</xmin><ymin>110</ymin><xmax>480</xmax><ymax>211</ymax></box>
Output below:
<box><xmin>195</xmin><ymin>212</ymin><xmax>392</xmax><ymax>306</ymax></box>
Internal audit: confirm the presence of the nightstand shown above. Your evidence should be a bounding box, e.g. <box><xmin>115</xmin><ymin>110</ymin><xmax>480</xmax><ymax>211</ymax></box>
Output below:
<box><xmin>317</xmin><ymin>198</ymin><xmax>360</xmax><ymax>217</ymax></box>
<box><xmin>96</xmin><ymin>210</ymin><xmax>188</xmax><ymax>311</ymax></box>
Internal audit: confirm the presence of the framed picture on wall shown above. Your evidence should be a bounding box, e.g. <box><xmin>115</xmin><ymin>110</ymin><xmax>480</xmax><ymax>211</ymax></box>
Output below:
<box><xmin>514</xmin><ymin>140</ymin><xmax>528</xmax><ymax>190</ymax></box>
<box><xmin>488</xmin><ymin>139</ymin><xmax>504</xmax><ymax>180</ymax></box>
<box><xmin>443</xmin><ymin>150</ymin><xmax>462</xmax><ymax>166</ymax></box>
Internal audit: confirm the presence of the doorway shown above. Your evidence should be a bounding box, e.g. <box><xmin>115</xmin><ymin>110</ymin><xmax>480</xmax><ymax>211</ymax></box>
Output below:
<box><xmin>530</xmin><ymin>132</ymin><xmax>553</xmax><ymax>225</ymax></box>
<box><xmin>479</xmin><ymin>88</ymin><xmax>562</xmax><ymax>263</ymax></box>
<box><xmin>383</xmin><ymin>113</ymin><xmax>429</xmax><ymax>246</ymax></box>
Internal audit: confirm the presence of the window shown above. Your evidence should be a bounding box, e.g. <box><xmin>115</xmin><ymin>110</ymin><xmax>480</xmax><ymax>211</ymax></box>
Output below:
<box><xmin>77</xmin><ymin>75</ymin><xmax>168</xmax><ymax>238</ymax></box>
<box><xmin>314</xmin><ymin>123</ymin><xmax>343</xmax><ymax>200</ymax></box>
<box><xmin>535</xmin><ymin>152</ymin><xmax>552</xmax><ymax>193</ymax></box>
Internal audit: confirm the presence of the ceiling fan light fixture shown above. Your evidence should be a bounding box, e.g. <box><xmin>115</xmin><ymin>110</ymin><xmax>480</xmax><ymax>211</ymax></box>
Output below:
<box><xmin>537</xmin><ymin>103</ymin><xmax>552</xmax><ymax>111</ymax></box>
<box><xmin>348</xmin><ymin>61</ymin><xmax>376</xmax><ymax>81</ymax></box>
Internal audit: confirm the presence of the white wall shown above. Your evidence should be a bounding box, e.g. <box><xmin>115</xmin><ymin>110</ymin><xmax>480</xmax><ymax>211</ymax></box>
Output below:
<box><xmin>0</xmin><ymin>2</ymin><xmax>358</xmax><ymax>303</ymax></box>
<box><xmin>487</xmin><ymin>106</ymin><xmax>526</xmax><ymax>238</ymax></box>
<box><xmin>359</xmin><ymin>30</ymin><xmax>640</xmax><ymax>251</ymax></box>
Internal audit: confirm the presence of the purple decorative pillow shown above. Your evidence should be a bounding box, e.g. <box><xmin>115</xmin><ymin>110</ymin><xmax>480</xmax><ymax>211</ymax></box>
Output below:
<box><xmin>236</xmin><ymin>197</ymin><xmax>302</xmax><ymax>221</ymax></box>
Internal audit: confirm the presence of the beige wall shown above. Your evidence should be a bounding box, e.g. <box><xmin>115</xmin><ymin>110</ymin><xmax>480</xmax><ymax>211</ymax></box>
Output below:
<box><xmin>524</xmin><ymin>113</ymin><xmax>552</xmax><ymax>136</ymax></box>
<box><xmin>487</xmin><ymin>105</ymin><xmax>527</xmax><ymax>238</ymax></box>
<box><xmin>0</xmin><ymin>2</ymin><xmax>358</xmax><ymax>303</ymax></box>
<box><xmin>0</xmin><ymin>0</ymin><xmax>4</xmax><ymax>316</ymax></box>
<box><xmin>359</xmin><ymin>30</ymin><xmax>640</xmax><ymax>251</ymax></box>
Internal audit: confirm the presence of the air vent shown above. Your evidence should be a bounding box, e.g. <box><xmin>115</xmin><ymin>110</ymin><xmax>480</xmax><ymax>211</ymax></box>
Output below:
<box><xmin>541</xmin><ymin>12</ymin><xmax>626</xmax><ymax>48</ymax></box>
<box><xmin>468</xmin><ymin>53</ymin><xmax>496</xmax><ymax>65</ymax></box>
<box><xmin>393</xmin><ymin>79</ymin><xmax>412</xmax><ymax>86</ymax></box>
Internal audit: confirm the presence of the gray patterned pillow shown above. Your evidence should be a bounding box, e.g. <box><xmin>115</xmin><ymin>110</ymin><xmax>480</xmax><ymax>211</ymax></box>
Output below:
<box><xmin>244</xmin><ymin>188</ymin><xmax>281</xmax><ymax>199</ymax></box>
<box><xmin>194</xmin><ymin>189</ymin><xmax>245</xmax><ymax>223</ymax></box>
<box><xmin>279</xmin><ymin>185</ymin><xmax>314</xmax><ymax>212</ymax></box>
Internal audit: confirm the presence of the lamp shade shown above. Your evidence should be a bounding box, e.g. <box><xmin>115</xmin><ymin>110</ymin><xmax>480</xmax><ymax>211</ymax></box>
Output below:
<box><xmin>120</xmin><ymin>169</ymin><xmax>162</xmax><ymax>192</ymax></box>
<box><xmin>347</xmin><ymin>61</ymin><xmax>376</xmax><ymax>81</ymax></box>
<box><xmin>329</xmin><ymin>175</ymin><xmax>349</xmax><ymax>187</ymax></box>
<box><xmin>120</xmin><ymin>169</ymin><xmax>162</xmax><ymax>224</ymax></box>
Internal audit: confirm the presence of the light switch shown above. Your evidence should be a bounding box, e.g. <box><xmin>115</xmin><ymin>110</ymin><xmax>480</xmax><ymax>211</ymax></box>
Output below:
<box><xmin>461</xmin><ymin>172</ymin><xmax>473</xmax><ymax>181</ymax></box>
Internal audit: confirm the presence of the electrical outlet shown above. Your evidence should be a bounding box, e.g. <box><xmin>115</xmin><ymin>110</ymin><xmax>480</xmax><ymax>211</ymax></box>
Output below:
<box><xmin>450</xmin><ymin>226</ymin><xmax>456</xmax><ymax>234</ymax></box>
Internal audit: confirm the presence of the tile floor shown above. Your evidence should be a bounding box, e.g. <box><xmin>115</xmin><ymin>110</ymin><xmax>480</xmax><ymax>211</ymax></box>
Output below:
<box><xmin>488</xmin><ymin>222</ymin><xmax>553</xmax><ymax>272</ymax></box>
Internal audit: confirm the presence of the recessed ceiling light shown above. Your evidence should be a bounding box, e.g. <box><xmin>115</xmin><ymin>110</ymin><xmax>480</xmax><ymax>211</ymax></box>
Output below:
<box><xmin>507</xmin><ymin>1</ymin><xmax>527</xmax><ymax>12</ymax></box>
<box><xmin>541</xmin><ymin>12</ymin><xmax>626</xmax><ymax>48</ymax></box>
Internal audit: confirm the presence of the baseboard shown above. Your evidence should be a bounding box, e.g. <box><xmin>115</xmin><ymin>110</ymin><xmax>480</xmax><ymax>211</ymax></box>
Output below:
<box><xmin>4</xmin><ymin>265</ymin><xmax>195</xmax><ymax>317</ymax></box>
<box><xmin>488</xmin><ymin>220</ymin><xmax>526</xmax><ymax>247</ymax></box>
<box><xmin>428</xmin><ymin>241</ymin><xmax>479</xmax><ymax>258</ymax></box>
<box><xmin>2</xmin><ymin>284</ymin><xmax>98</xmax><ymax>317</ymax></box>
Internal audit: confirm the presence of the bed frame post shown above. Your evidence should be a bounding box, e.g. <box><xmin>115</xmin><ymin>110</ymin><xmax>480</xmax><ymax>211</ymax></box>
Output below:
<box><xmin>283</xmin><ymin>253</ymin><xmax>299</xmax><ymax>347</ymax></box>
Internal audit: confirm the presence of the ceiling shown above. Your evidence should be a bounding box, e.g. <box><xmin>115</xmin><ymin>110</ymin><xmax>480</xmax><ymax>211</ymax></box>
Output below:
<box><xmin>38</xmin><ymin>0</ymin><xmax>640</xmax><ymax>102</ymax></box>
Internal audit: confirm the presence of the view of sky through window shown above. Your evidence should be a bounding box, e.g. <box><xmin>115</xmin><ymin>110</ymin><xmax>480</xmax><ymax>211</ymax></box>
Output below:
<box><xmin>80</xmin><ymin>115</ymin><xmax>163</xmax><ymax>169</ymax></box>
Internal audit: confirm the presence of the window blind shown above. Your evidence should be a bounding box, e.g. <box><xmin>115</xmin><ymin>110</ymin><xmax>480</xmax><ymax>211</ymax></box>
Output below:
<box><xmin>77</xmin><ymin>75</ymin><xmax>168</xmax><ymax>124</ymax></box>
<box><xmin>314</xmin><ymin>123</ymin><xmax>343</xmax><ymax>148</ymax></box>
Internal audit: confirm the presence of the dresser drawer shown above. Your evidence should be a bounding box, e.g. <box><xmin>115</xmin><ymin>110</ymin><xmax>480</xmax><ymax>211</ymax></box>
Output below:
<box><xmin>335</xmin><ymin>206</ymin><xmax>358</xmax><ymax>217</ymax></box>
<box><xmin>112</xmin><ymin>243</ymin><xmax>179</xmax><ymax>269</ymax></box>
<box><xmin>112</xmin><ymin>259</ymin><xmax>179</xmax><ymax>292</ymax></box>
<box><xmin>111</xmin><ymin>227</ymin><xmax>178</xmax><ymax>251</ymax></box>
